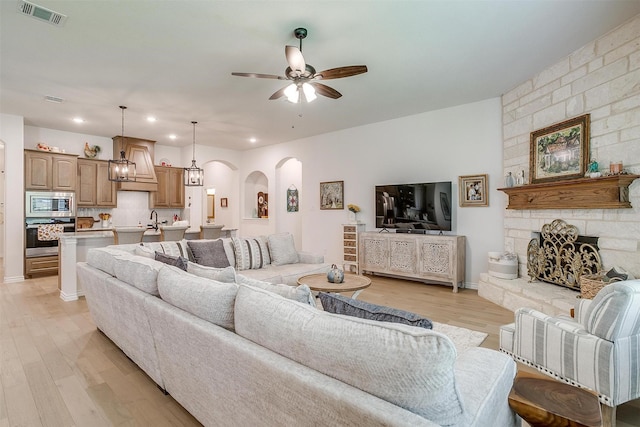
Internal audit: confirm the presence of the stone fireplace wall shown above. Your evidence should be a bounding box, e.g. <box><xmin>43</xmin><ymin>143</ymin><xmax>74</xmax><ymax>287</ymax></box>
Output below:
<box><xmin>501</xmin><ymin>14</ymin><xmax>640</xmax><ymax>278</ymax></box>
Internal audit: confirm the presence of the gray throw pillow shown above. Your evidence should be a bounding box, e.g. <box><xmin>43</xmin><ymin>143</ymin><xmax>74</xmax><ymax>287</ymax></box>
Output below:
<box><xmin>187</xmin><ymin>239</ymin><xmax>231</xmax><ymax>268</ymax></box>
<box><xmin>319</xmin><ymin>293</ymin><xmax>433</xmax><ymax>329</ymax></box>
<box><xmin>155</xmin><ymin>251</ymin><xmax>188</xmax><ymax>271</ymax></box>
<box><xmin>267</xmin><ymin>232</ymin><xmax>299</xmax><ymax>266</ymax></box>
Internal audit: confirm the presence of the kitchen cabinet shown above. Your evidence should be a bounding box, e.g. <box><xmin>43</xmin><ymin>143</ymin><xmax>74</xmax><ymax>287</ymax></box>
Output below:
<box><xmin>77</xmin><ymin>158</ymin><xmax>117</xmax><ymax>207</ymax></box>
<box><xmin>150</xmin><ymin>166</ymin><xmax>184</xmax><ymax>208</ymax></box>
<box><xmin>25</xmin><ymin>149</ymin><xmax>77</xmax><ymax>191</ymax></box>
<box><xmin>25</xmin><ymin>255</ymin><xmax>58</xmax><ymax>278</ymax></box>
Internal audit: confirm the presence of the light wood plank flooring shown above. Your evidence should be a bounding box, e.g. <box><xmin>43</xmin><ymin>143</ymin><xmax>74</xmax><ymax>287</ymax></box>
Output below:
<box><xmin>1</xmin><ymin>270</ymin><xmax>638</xmax><ymax>426</ymax></box>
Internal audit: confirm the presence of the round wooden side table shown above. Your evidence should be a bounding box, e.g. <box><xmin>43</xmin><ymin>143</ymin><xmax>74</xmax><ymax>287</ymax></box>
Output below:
<box><xmin>508</xmin><ymin>370</ymin><xmax>602</xmax><ymax>427</ymax></box>
<box><xmin>296</xmin><ymin>273</ymin><xmax>371</xmax><ymax>299</ymax></box>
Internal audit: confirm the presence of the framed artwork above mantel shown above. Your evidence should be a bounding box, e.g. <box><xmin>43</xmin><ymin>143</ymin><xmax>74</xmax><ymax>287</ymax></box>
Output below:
<box><xmin>529</xmin><ymin>114</ymin><xmax>590</xmax><ymax>184</ymax></box>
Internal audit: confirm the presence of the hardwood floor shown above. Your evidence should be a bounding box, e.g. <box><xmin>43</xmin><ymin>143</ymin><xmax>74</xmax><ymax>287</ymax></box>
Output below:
<box><xmin>1</xmin><ymin>270</ymin><xmax>638</xmax><ymax>426</ymax></box>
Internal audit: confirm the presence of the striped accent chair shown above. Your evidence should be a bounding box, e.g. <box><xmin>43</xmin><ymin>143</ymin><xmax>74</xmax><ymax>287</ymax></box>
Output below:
<box><xmin>499</xmin><ymin>279</ymin><xmax>640</xmax><ymax>426</ymax></box>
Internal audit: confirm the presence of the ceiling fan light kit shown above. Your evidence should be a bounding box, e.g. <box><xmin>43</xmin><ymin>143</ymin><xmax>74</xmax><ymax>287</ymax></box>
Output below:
<box><xmin>108</xmin><ymin>106</ymin><xmax>137</xmax><ymax>183</ymax></box>
<box><xmin>232</xmin><ymin>27</ymin><xmax>367</xmax><ymax>103</ymax></box>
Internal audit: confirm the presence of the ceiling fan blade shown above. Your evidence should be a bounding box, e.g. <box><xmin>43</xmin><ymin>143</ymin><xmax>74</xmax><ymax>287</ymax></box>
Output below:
<box><xmin>269</xmin><ymin>86</ymin><xmax>288</xmax><ymax>100</ymax></box>
<box><xmin>285</xmin><ymin>45</ymin><xmax>306</xmax><ymax>76</ymax></box>
<box><xmin>315</xmin><ymin>65</ymin><xmax>368</xmax><ymax>80</ymax></box>
<box><xmin>311</xmin><ymin>82</ymin><xmax>342</xmax><ymax>99</ymax></box>
<box><xmin>231</xmin><ymin>72</ymin><xmax>286</xmax><ymax>80</ymax></box>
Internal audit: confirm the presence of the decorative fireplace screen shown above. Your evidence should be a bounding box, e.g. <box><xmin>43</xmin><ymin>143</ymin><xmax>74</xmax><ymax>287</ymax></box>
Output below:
<box><xmin>527</xmin><ymin>219</ymin><xmax>602</xmax><ymax>290</ymax></box>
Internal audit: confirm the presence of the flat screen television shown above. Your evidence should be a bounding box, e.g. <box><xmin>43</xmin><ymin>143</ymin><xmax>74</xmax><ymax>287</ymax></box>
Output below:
<box><xmin>375</xmin><ymin>182</ymin><xmax>452</xmax><ymax>231</ymax></box>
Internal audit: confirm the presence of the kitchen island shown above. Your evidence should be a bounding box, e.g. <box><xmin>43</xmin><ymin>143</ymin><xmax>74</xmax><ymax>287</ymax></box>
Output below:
<box><xmin>58</xmin><ymin>227</ymin><xmax>237</xmax><ymax>301</ymax></box>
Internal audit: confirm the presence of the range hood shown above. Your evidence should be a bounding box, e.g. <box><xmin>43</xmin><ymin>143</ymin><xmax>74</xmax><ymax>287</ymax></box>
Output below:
<box><xmin>112</xmin><ymin>136</ymin><xmax>158</xmax><ymax>192</ymax></box>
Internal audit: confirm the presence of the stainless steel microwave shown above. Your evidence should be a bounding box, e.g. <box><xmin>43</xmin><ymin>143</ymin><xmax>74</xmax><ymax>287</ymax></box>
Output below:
<box><xmin>25</xmin><ymin>191</ymin><xmax>76</xmax><ymax>218</ymax></box>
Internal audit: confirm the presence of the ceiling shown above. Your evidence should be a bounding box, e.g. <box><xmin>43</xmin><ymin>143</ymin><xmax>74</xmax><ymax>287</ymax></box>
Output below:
<box><xmin>2</xmin><ymin>1</ymin><xmax>640</xmax><ymax>151</ymax></box>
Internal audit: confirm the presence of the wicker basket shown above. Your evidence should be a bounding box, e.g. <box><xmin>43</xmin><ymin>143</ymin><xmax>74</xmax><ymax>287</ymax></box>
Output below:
<box><xmin>579</xmin><ymin>273</ymin><xmax>621</xmax><ymax>299</ymax></box>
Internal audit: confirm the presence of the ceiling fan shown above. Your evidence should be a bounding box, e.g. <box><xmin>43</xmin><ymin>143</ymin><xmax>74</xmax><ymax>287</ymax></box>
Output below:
<box><xmin>232</xmin><ymin>27</ymin><xmax>368</xmax><ymax>103</ymax></box>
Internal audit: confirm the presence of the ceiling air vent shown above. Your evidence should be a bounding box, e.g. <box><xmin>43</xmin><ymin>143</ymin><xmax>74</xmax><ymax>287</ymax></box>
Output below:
<box><xmin>17</xmin><ymin>1</ymin><xmax>67</xmax><ymax>26</ymax></box>
<box><xmin>44</xmin><ymin>95</ymin><xmax>64</xmax><ymax>103</ymax></box>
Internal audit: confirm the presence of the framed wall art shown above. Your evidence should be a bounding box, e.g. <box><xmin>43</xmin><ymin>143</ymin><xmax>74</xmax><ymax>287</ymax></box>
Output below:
<box><xmin>529</xmin><ymin>114</ymin><xmax>590</xmax><ymax>184</ymax></box>
<box><xmin>320</xmin><ymin>180</ymin><xmax>344</xmax><ymax>210</ymax></box>
<box><xmin>287</xmin><ymin>185</ymin><xmax>299</xmax><ymax>212</ymax></box>
<box><xmin>459</xmin><ymin>174</ymin><xmax>488</xmax><ymax>207</ymax></box>
<box><xmin>257</xmin><ymin>192</ymin><xmax>268</xmax><ymax>218</ymax></box>
<box><xmin>220</xmin><ymin>197</ymin><xmax>228</xmax><ymax>208</ymax></box>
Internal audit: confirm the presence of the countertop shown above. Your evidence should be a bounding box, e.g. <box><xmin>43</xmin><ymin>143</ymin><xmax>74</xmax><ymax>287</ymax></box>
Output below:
<box><xmin>74</xmin><ymin>227</ymin><xmax>201</xmax><ymax>235</ymax></box>
<box><xmin>66</xmin><ymin>227</ymin><xmax>237</xmax><ymax>240</ymax></box>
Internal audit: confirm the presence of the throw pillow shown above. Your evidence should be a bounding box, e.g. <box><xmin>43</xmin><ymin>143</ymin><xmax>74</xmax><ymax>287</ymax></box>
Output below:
<box><xmin>236</xmin><ymin>274</ymin><xmax>315</xmax><ymax>306</ymax></box>
<box><xmin>232</xmin><ymin>237</ymin><xmax>269</xmax><ymax>270</ymax></box>
<box><xmin>155</xmin><ymin>251</ymin><xmax>188</xmax><ymax>271</ymax></box>
<box><xmin>187</xmin><ymin>262</ymin><xmax>237</xmax><ymax>283</ymax></box>
<box><xmin>256</xmin><ymin>235</ymin><xmax>271</xmax><ymax>266</ymax></box>
<box><xmin>187</xmin><ymin>239</ymin><xmax>231</xmax><ymax>268</ymax></box>
<box><xmin>142</xmin><ymin>240</ymin><xmax>193</xmax><ymax>262</ymax></box>
<box><xmin>268</xmin><ymin>233</ymin><xmax>299</xmax><ymax>266</ymax></box>
<box><xmin>318</xmin><ymin>293</ymin><xmax>432</xmax><ymax>329</ymax></box>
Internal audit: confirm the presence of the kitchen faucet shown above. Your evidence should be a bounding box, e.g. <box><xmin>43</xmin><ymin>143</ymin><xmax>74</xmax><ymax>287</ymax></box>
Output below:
<box><xmin>150</xmin><ymin>210</ymin><xmax>158</xmax><ymax>230</ymax></box>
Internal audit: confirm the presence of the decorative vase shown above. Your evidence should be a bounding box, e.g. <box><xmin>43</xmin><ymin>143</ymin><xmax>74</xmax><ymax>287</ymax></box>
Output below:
<box><xmin>327</xmin><ymin>264</ymin><xmax>344</xmax><ymax>283</ymax></box>
<box><xmin>505</xmin><ymin>172</ymin><xmax>515</xmax><ymax>188</ymax></box>
<box><xmin>348</xmin><ymin>211</ymin><xmax>357</xmax><ymax>223</ymax></box>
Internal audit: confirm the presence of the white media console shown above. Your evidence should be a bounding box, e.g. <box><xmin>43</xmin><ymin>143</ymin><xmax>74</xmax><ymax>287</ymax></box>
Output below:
<box><xmin>359</xmin><ymin>231</ymin><xmax>465</xmax><ymax>292</ymax></box>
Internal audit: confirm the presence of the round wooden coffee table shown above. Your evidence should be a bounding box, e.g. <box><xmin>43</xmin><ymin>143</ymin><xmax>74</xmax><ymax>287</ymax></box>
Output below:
<box><xmin>297</xmin><ymin>273</ymin><xmax>371</xmax><ymax>299</ymax></box>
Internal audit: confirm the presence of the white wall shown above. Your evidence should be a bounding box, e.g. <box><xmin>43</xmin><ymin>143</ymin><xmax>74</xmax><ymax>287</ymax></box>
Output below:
<box><xmin>502</xmin><ymin>14</ymin><xmax>640</xmax><ymax>277</ymax></box>
<box><xmin>0</xmin><ymin>144</ymin><xmax>4</xmax><ymax>258</ymax></box>
<box><xmin>1</xmin><ymin>114</ymin><xmax>25</xmax><ymax>282</ymax></box>
<box><xmin>24</xmin><ymin>126</ymin><xmax>112</xmax><ymax>157</ymax></box>
<box><xmin>276</xmin><ymin>158</ymin><xmax>302</xmax><ymax>249</ymax></box>
<box><xmin>242</xmin><ymin>98</ymin><xmax>505</xmax><ymax>286</ymax></box>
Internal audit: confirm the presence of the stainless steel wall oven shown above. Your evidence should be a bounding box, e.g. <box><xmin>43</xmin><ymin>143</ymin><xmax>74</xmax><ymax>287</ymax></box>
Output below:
<box><xmin>25</xmin><ymin>217</ymin><xmax>75</xmax><ymax>258</ymax></box>
<box><xmin>25</xmin><ymin>191</ymin><xmax>76</xmax><ymax>258</ymax></box>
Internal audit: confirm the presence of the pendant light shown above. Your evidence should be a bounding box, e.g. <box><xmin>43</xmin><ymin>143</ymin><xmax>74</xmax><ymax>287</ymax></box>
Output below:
<box><xmin>108</xmin><ymin>106</ymin><xmax>137</xmax><ymax>182</ymax></box>
<box><xmin>184</xmin><ymin>121</ymin><xmax>204</xmax><ymax>186</ymax></box>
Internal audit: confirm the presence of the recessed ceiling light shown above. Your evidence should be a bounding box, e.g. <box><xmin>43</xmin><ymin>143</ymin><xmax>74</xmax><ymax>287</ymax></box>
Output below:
<box><xmin>249</xmin><ymin>137</ymin><xmax>257</xmax><ymax>143</ymax></box>
<box><xmin>147</xmin><ymin>116</ymin><xmax>157</xmax><ymax>122</ymax></box>
<box><xmin>169</xmin><ymin>134</ymin><xmax>177</xmax><ymax>140</ymax></box>
<box><xmin>72</xmin><ymin>117</ymin><xmax>84</xmax><ymax>123</ymax></box>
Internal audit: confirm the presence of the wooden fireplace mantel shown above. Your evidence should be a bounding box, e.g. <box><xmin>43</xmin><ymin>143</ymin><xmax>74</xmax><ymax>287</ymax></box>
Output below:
<box><xmin>498</xmin><ymin>174</ymin><xmax>639</xmax><ymax>210</ymax></box>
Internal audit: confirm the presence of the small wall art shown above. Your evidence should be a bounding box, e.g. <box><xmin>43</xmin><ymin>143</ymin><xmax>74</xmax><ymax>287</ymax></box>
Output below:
<box><xmin>320</xmin><ymin>181</ymin><xmax>344</xmax><ymax>210</ymax></box>
<box><xmin>459</xmin><ymin>174</ymin><xmax>489</xmax><ymax>207</ymax></box>
<box><xmin>530</xmin><ymin>114</ymin><xmax>590</xmax><ymax>184</ymax></box>
<box><xmin>220</xmin><ymin>197</ymin><xmax>228</xmax><ymax>208</ymax></box>
<box><xmin>257</xmin><ymin>192</ymin><xmax>268</xmax><ymax>218</ymax></box>
<box><xmin>287</xmin><ymin>185</ymin><xmax>299</xmax><ymax>212</ymax></box>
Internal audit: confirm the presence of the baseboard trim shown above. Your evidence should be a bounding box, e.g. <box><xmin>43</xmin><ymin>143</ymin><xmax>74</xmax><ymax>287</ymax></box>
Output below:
<box><xmin>59</xmin><ymin>290</ymin><xmax>84</xmax><ymax>301</ymax></box>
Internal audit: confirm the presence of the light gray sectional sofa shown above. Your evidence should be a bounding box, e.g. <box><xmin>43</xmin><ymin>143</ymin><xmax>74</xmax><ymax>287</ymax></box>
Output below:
<box><xmin>125</xmin><ymin>233</ymin><xmax>332</xmax><ymax>285</ymax></box>
<box><xmin>77</xmin><ymin>245</ymin><xmax>519</xmax><ymax>427</ymax></box>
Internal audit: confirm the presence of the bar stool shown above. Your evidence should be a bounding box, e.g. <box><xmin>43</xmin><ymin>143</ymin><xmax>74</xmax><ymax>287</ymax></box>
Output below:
<box><xmin>112</xmin><ymin>227</ymin><xmax>146</xmax><ymax>245</ymax></box>
<box><xmin>160</xmin><ymin>225</ymin><xmax>188</xmax><ymax>241</ymax></box>
<box><xmin>200</xmin><ymin>224</ymin><xmax>224</xmax><ymax>239</ymax></box>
